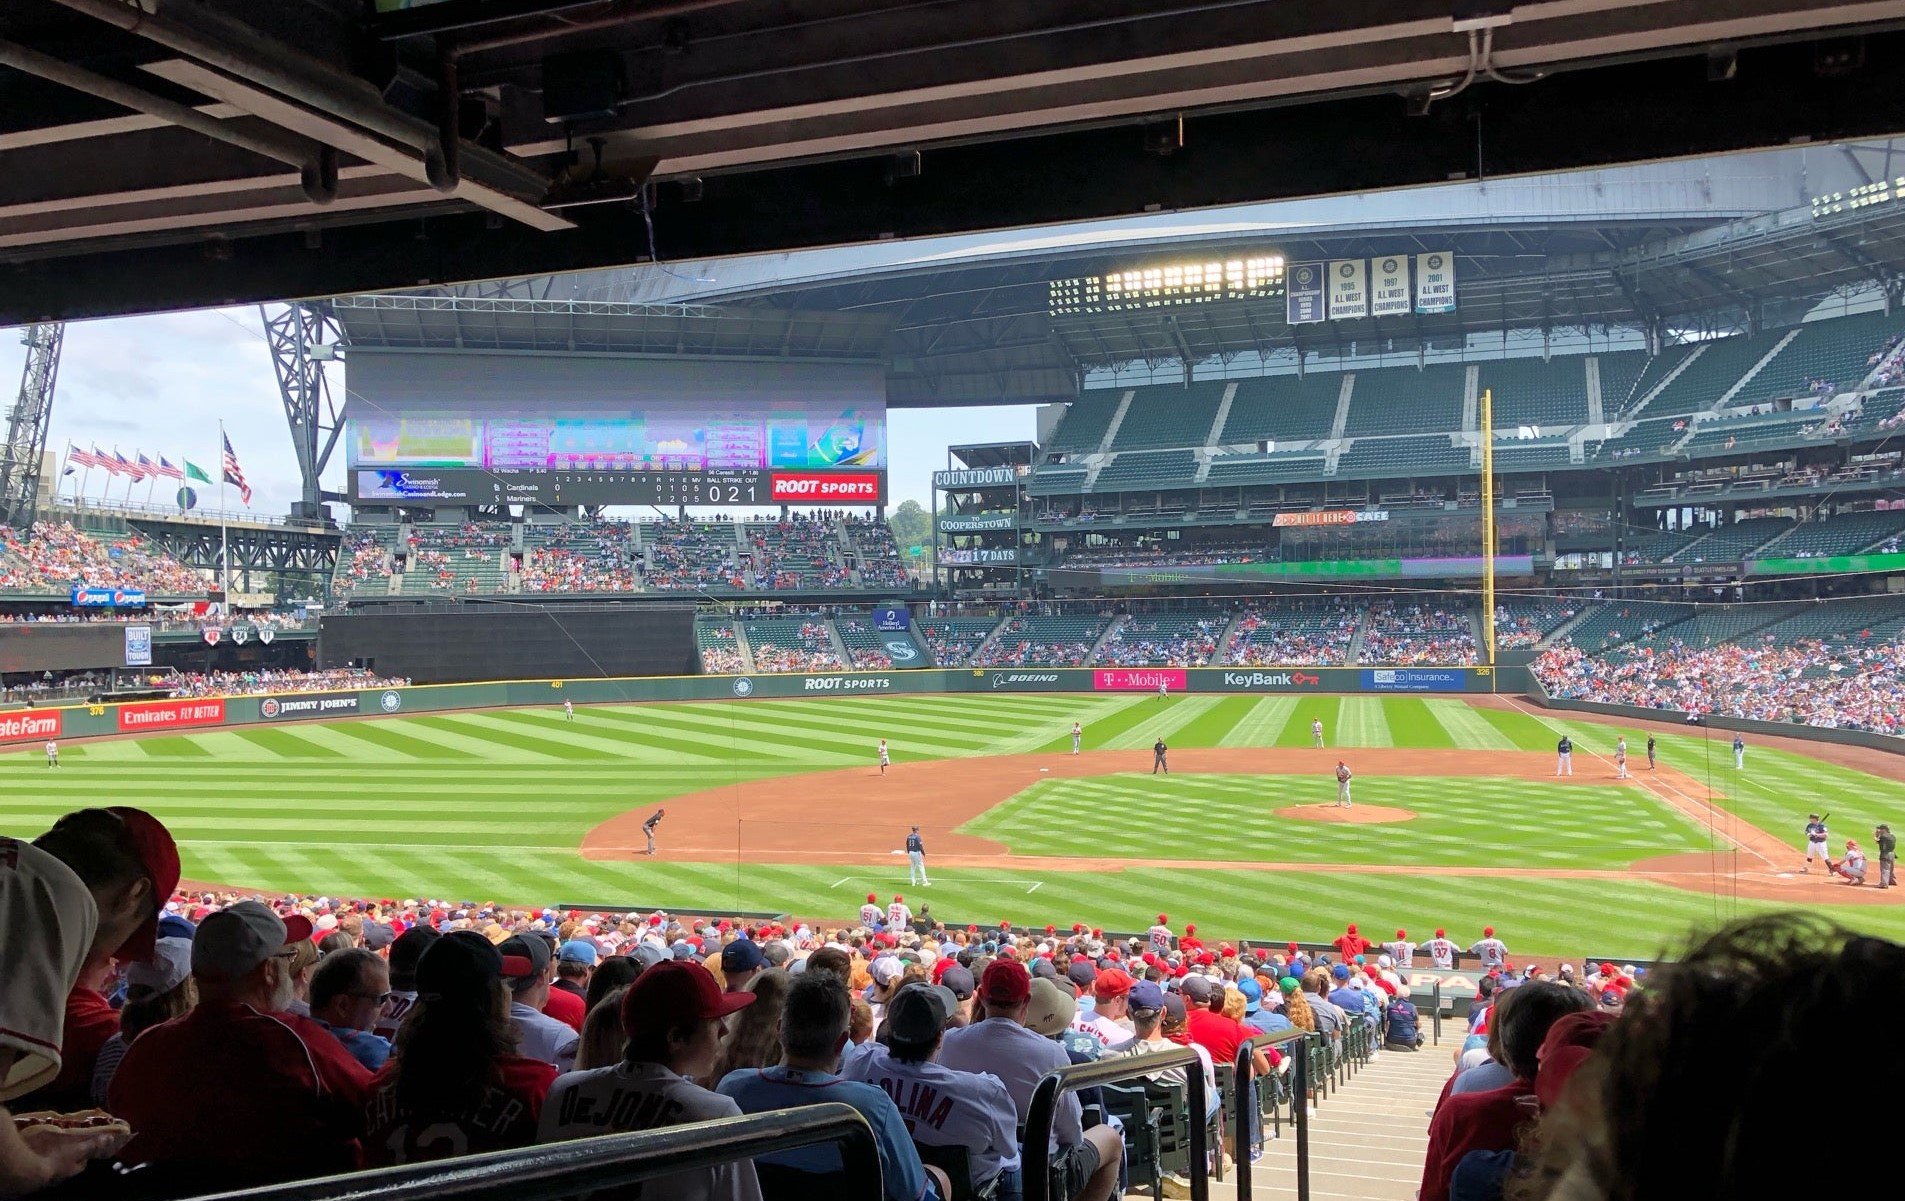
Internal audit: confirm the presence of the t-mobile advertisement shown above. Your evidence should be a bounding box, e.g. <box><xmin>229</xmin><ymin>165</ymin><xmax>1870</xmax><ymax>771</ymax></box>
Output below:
<box><xmin>1093</xmin><ymin>669</ymin><xmax>1188</xmax><ymax>692</ymax></box>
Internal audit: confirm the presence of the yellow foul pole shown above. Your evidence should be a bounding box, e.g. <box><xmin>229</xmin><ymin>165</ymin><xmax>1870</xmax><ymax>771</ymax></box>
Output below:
<box><xmin>1480</xmin><ymin>387</ymin><xmax>1497</xmax><ymax>667</ymax></box>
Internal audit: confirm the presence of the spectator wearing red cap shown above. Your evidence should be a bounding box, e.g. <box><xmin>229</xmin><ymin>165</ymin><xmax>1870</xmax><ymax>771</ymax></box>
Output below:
<box><xmin>1075</xmin><ymin>968</ymin><xmax>1135</xmax><ymax>1046</ymax></box>
<box><xmin>367</xmin><ymin>931</ymin><xmax>556</xmax><ymax>1164</ymax></box>
<box><xmin>719</xmin><ymin>970</ymin><xmax>944</xmax><ymax>1201</ymax></box>
<box><xmin>543</xmin><ymin>960</ymin><xmax>761</xmax><ymax>1201</ymax></box>
<box><xmin>939</xmin><ymin>961</ymin><xmax>1123</xmax><ymax>1201</ymax></box>
<box><xmin>1417</xmin><ymin>981</ymin><xmax>1591</xmax><ymax>1201</ymax></box>
<box><xmin>111</xmin><ymin>901</ymin><xmax>372</xmax><ymax>1188</ymax></box>
<box><xmin>1178</xmin><ymin>924</ymin><xmax>1203</xmax><ymax>955</ymax></box>
<box><xmin>499</xmin><ymin>935</ymin><xmax>579</xmax><ymax>1072</ymax></box>
<box><xmin>1468</xmin><ymin>927</ymin><xmax>1508</xmax><ymax>972</ymax></box>
<box><xmin>1333</xmin><ymin>924</ymin><xmax>1372</xmax><ymax>962</ymax></box>
<box><xmin>12</xmin><ymin>807</ymin><xmax>180</xmax><ymax>1114</ymax></box>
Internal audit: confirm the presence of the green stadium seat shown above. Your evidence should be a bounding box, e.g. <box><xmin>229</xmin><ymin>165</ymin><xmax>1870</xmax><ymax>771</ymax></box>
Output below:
<box><xmin>1111</xmin><ymin>382</ymin><xmax>1228</xmax><ymax>450</ymax></box>
<box><xmin>1093</xmin><ymin>451</ymin><xmax>1199</xmax><ymax>491</ymax></box>
<box><xmin>1336</xmin><ymin>436</ymin><xmax>1468</xmax><ymax>478</ymax></box>
<box><xmin>1219</xmin><ymin>374</ymin><xmax>1342</xmax><ymax>443</ymax></box>
<box><xmin>1343</xmin><ymin>364</ymin><xmax>1465</xmax><ymax>436</ymax></box>
<box><xmin>1045</xmin><ymin>391</ymin><xmax>1125</xmax><ymax>452</ymax></box>
<box><xmin>1477</xmin><ymin>357</ymin><xmax>1590</xmax><ymax>428</ymax></box>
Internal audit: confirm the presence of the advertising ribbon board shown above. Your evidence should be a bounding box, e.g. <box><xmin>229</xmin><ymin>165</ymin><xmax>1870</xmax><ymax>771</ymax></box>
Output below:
<box><xmin>118</xmin><ymin>698</ymin><xmax>225</xmax><ymax>732</ymax></box>
<box><xmin>0</xmin><ymin>710</ymin><xmax>60</xmax><ymax>742</ymax></box>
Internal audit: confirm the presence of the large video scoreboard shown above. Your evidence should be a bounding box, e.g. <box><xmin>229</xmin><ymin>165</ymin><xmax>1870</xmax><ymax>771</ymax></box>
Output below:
<box><xmin>344</xmin><ymin>350</ymin><xmax>887</xmax><ymax>506</ymax></box>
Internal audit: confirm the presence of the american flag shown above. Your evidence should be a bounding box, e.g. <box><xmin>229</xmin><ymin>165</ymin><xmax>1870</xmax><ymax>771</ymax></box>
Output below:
<box><xmin>154</xmin><ymin>456</ymin><xmax>185</xmax><ymax>481</ymax></box>
<box><xmin>136</xmin><ymin>454</ymin><xmax>158</xmax><ymax>479</ymax></box>
<box><xmin>67</xmin><ymin>444</ymin><xmax>100</xmax><ymax>469</ymax></box>
<box><xmin>112</xmin><ymin>452</ymin><xmax>138</xmax><ymax>479</ymax></box>
<box><xmin>222</xmin><ymin>433</ymin><xmax>252</xmax><ymax>505</ymax></box>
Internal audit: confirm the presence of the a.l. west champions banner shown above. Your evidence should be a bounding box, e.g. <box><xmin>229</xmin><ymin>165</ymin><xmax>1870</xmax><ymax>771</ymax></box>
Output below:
<box><xmin>1370</xmin><ymin>256</ymin><xmax>1411</xmax><ymax>317</ymax></box>
<box><xmin>1416</xmin><ymin>252</ymin><xmax>1456</xmax><ymax>313</ymax></box>
<box><xmin>1327</xmin><ymin>259</ymin><xmax>1368</xmax><ymax>321</ymax></box>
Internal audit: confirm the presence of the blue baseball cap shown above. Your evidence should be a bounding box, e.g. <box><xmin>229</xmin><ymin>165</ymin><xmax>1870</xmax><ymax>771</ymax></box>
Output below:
<box><xmin>1331</xmin><ymin>964</ymin><xmax>1351</xmax><ymax>981</ymax></box>
<box><xmin>1236</xmin><ymin>975</ymin><xmax>1263</xmax><ymax>1014</ymax></box>
<box><xmin>1129</xmin><ymin>980</ymin><xmax>1167</xmax><ymax>1011</ymax></box>
<box><xmin>557</xmin><ymin>939</ymin><xmax>599</xmax><ymax>966</ymax></box>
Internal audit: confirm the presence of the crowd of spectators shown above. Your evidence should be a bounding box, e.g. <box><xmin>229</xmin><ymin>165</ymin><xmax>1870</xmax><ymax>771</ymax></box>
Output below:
<box><xmin>519</xmin><ymin>548</ymin><xmax>639</xmax><ymax>593</ymax></box>
<box><xmin>1533</xmin><ymin>637</ymin><xmax>1905</xmax><ymax>734</ymax></box>
<box><xmin>0</xmin><ymin>522</ymin><xmax>203</xmax><ymax>594</ymax></box>
<box><xmin>1094</xmin><ymin>615</ymin><xmax>1223</xmax><ymax>666</ymax></box>
<box><xmin>970</xmin><ymin>618</ymin><xmax>1101</xmax><ymax>667</ymax></box>
<box><xmin>747</xmin><ymin>517</ymin><xmax>850</xmax><ymax>589</ymax></box>
<box><xmin>1224</xmin><ymin>602</ymin><xmax>1359</xmax><ymax>666</ymax></box>
<box><xmin>645</xmin><ymin>520</ymin><xmax>748</xmax><ymax>592</ymax></box>
<box><xmin>4</xmin><ymin>804</ymin><xmax>1888</xmax><ymax>1201</ymax></box>
<box><xmin>334</xmin><ymin>531</ymin><xmax>396</xmax><ymax>596</ymax></box>
<box><xmin>745</xmin><ymin>621</ymin><xmax>844</xmax><ymax>673</ymax></box>
<box><xmin>1359</xmin><ymin>601</ymin><xmax>1480</xmax><ymax>666</ymax></box>
<box><xmin>160</xmin><ymin>667</ymin><xmax>410</xmax><ymax>698</ymax></box>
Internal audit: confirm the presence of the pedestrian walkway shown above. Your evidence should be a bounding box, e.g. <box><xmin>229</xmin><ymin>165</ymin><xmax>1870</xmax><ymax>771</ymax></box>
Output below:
<box><xmin>1208</xmin><ymin>1042</ymin><xmax>1449</xmax><ymax>1200</ymax></box>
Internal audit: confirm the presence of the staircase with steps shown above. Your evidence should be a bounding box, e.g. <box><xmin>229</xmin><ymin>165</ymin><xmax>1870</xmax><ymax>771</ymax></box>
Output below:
<box><xmin>1210</xmin><ymin>1042</ymin><xmax>1447</xmax><ymax>1201</ymax></box>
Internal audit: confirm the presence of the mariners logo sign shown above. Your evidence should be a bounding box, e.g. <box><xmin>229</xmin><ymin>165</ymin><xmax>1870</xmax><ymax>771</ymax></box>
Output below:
<box><xmin>732</xmin><ymin>678</ymin><xmax>755</xmax><ymax>697</ymax></box>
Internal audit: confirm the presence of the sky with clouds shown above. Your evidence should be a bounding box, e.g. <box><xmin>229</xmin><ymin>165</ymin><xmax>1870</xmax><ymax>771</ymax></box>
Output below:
<box><xmin>0</xmin><ymin>309</ymin><xmax>1034</xmax><ymax>518</ymax></box>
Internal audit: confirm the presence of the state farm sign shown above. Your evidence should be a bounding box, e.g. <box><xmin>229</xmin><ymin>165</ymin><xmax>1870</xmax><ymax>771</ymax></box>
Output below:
<box><xmin>118</xmin><ymin>698</ymin><xmax>225</xmax><ymax>732</ymax></box>
<box><xmin>0</xmin><ymin>710</ymin><xmax>60</xmax><ymax>742</ymax></box>
<box><xmin>768</xmin><ymin>472</ymin><xmax>883</xmax><ymax>502</ymax></box>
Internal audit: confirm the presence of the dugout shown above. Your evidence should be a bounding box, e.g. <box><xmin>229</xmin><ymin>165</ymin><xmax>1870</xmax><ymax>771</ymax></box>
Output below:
<box><xmin>318</xmin><ymin>602</ymin><xmax>696</xmax><ymax>684</ymax></box>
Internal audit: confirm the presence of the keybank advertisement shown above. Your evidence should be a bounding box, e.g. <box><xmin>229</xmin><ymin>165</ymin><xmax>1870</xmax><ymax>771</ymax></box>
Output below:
<box><xmin>1363</xmin><ymin>668</ymin><xmax>1467</xmax><ymax>692</ymax></box>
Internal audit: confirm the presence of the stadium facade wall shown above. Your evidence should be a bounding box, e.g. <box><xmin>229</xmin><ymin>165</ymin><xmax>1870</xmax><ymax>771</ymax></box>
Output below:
<box><xmin>0</xmin><ymin>624</ymin><xmax>137</xmax><ymax>674</ymax></box>
<box><xmin>318</xmin><ymin>605</ymin><xmax>697</xmax><ymax>682</ymax></box>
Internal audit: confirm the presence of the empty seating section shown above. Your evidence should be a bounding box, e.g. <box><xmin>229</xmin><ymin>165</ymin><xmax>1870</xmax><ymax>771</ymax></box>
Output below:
<box><xmin>1729</xmin><ymin>311</ymin><xmax>1900</xmax><ymax>406</ymax></box>
<box><xmin>1110</xmin><ymin>382</ymin><xmax>1226</xmax><ymax>450</ymax></box>
<box><xmin>1494</xmin><ymin>597</ymin><xmax>1583</xmax><ymax>649</ymax></box>
<box><xmin>1044</xmin><ymin>390</ymin><xmax>1124</xmax><ymax>451</ymax></box>
<box><xmin>403</xmin><ymin>523</ymin><xmax>509</xmax><ymax>593</ymax></box>
<box><xmin>1094</xmin><ymin>450</ymin><xmax>1198</xmax><ymax>491</ymax></box>
<box><xmin>918</xmin><ymin>618</ymin><xmax>999</xmax><ymax>666</ymax></box>
<box><xmin>846</xmin><ymin>519</ymin><xmax>909</xmax><ymax>588</ymax></box>
<box><xmin>741</xmin><ymin>617</ymin><xmax>842</xmax><ymax>672</ymax></box>
<box><xmin>520</xmin><ymin>520</ymin><xmax>638</xmax><ymax>592</ymax></box>
<box><xmin>1617</xmin><ymin>527</ymin><xmax>1699</xmax><ymax>562</ymax></box>
<box><xmin>1561</xmin><ymin>600</ymin><xmax>1693</xmax><ymax>651</ymax></box>
<box><xmin>0</xmin><ymin>520</ymin><xmax>203</xmax><ymax>595</ymax></box>
<box><xmin>1616</xmin><ymin>342</ymin><xmax>1700</xmax><ymax>415</ymax></box>
<box><xmin>1659</xmin><ymin>604</ymin><xmax>1796</xmax><ymax>648</ymax></box>
<box><xmin>1358</xmin><ymin>600</ymin><xmax>1478</xmax><ymax>664</ymax></box>
<box><xmin>1643</xmin><ymin>330</ymin><xmax>1788</xmax><ymax>416</ymax></box>
<box><xmin>1027</xmin><ymin>466</ymin><xmax>1089</xmax><ymax>495</ymax></box>
<box><xmin>1478</xmin><ymin>357</ymin><xmax>1590</xmax><ymax>427</ymax></box>
<box><xmin>971</xmin><ymin>615</ymin><xmax>1108</xmax><ymax>666</ymax></box>
<box><xmin>695</xmin><ymin>621</ymin><xmax>746</xmax><ymax>673</ymax></box>
<box><xmin>1337</xmin><ymin>436</ymin><xmax>1469</xmax><ymax>477</ymax></box>
<box><xmin>1668</xmin><ymin>516</ymin><xmax>1793</xmax><ymax>562</ymax></box>
<box><xmin>1595</xmin><ymin>349</ymin><xmax>1650</xmax><ymax>412</ymax></box>
<box><xmin>1489</xmin><ymin>440</ymin><xmax>1572</xmax><ymax>470</ymax></box>
<box><xmin>1742</xmin><ymin>595</ymin><xmax>1905</xmax><ymax>645</ymax></box>
<box><xmin>646</xmin><ymin>520</ymin><xmax>745</xmax><ymax>591</ymax></box>
<box><xmin>1343</xmin><ymin>363</ymin><xmax>1465</xmax><ymax>435</ymax></box>
<box><xmin>1224</xmin><ymin>602</ymin><xmax>1358</xmax><ymax>665</ymax></box>
<box><xmin>1204</xmin><ymin>453</ymin><xmax>1328</xmax><ymax>486</ymax></box>
<box><xmin>1219</xmin><ymin>373</ymin><xmax>1342</xmax><ymax>442</ymax></box>
<box><xmin>1678</xmin><ymin>412</ymin><xmax>1819</xmax><ymax>454</ymax></box>
<box><xmin>745</xmin><ymin>518</ymin><xmax>849</xmax><ymax>588</ymax></box>
<box><xmin>1094</xmin><ymin>614</ymin><xmax>1224</xmax><ymax>666</ymax></box>
<box><xmin>1593</xmin><ymin>418</ymin><xmax>1683</xmax><ymax>461</ymax></box>
<box><xmin>1759</xmin><ymin>509</ymin><xmax>1905</xmax><ymax>557</ymax></box>
<box><xmin>332</xmin><ymin>528</ymin><xmax>398</xmax><ymax>598</ymax></box>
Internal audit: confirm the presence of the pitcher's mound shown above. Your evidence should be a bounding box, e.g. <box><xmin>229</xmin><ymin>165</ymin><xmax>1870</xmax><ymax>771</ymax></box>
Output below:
<box><xmin>1274</xmin><ymin>804</ymin><xmax>1417</xmax><ymax>825</ymax></box>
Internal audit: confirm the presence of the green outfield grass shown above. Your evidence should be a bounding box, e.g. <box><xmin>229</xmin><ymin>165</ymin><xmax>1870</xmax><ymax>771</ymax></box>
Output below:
<box><xmin>3</xmin><ymin>692</ymin><xmax>1901</xmax><ymax>957</ymax></box>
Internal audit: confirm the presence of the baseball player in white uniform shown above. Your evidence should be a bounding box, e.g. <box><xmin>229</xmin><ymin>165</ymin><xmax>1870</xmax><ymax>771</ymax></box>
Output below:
<box><xmin>563</xmin><ymin>699</ymin><xmax>574</xmax><ymax>721</ymax></box>
<box><xmin>44</xmin><ymin>740</ymin><xmax>58</xmax><ymax>768</ymax></box>
<box><xmin>887</xmin><ymin>894</ymin><xmax>912</xmax><ymax>929</ymax></box>
<box><xmin>1381</xmin><ymin>930</ymin><xmax>1416</xmax><ymax>969</ymax></box>
<box><xmin>1311</xmin><ymin>718</ymin><xmax>1324</xmax><ymax>748</ymax></box>
<box><xmin>1071</xmin><ymin>722</ymin><xmax>1082</xmax><ymax>754</ymax></box>
<box><xmin>1335</xmin><ymin>761</ymin><xmax>1353</xmax><ymax>808</ymax></box>
<box><xmin>861</xmin><ymin>893</ymin><xmax>883</xmax><ymax>927</ymax></box>
<box><xmin>1158</xmin><ymin>679</ymin><xmax>1168</xmax><ymax>701</ymax></box>
<box><xmin>1614</xmin><ymin>737</ymin><xmax>1628</xmax><ymax>779</ymax></box>
<box><xmin>878</xmin><ymin>739</ymin><xmax>890</xmax><ymax>776</ymax></box>
<box><xmin>1804</xmin><ymin>813</ymin><xmax>1830</xmax><ymax>871</ymax></box>
<box><xmin>1423</xmin><ymin>929</ymin><xmax>1458</xmax><ymax>969</ymax></box>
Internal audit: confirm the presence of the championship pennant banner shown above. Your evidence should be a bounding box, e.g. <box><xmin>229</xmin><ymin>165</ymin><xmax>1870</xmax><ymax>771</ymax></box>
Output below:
<box><xmin>1287</xmin><ymin>252</ymin><xmax>1457</xmax><ymax>323</ymax></box>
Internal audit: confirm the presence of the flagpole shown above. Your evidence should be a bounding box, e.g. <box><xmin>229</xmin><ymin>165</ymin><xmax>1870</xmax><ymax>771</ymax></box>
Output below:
<box><xmin>54</xmin><ymin>443</ymin><xmax>72</xmax><ymax>511</ymax></box>
<box><xmin>218</xmin><ymin>423</ymin><xmax>230</xmax><ymax>597</ymax></box>
<box><xmin>76</xmin><ymin>450</ymin><xmax>91</xmax><ymax>509</ymax></box>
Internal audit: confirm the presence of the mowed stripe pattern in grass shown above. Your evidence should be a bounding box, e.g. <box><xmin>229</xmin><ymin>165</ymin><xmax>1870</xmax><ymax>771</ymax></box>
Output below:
<box><xmin>958</xmin><ymin>772</ymin><xmax>1719</xmax><ymax>868</ymax></box>
<box><xmin>5</xmin><ymin>692</ymin><xmax>1901</xmax><ymax>957</ymax></box>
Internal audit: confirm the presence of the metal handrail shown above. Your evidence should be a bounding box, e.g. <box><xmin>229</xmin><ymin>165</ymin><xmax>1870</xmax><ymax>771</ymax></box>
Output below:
<box><xmin>1235</xmin><ymin>1030</ymin><xmax>1313</xmax><ymax>1201</ymax></box>
<box><xmin>179</xmin><ymin>1104</ymin><xmax>879</xmax><ymax>1201</ymax></box>
<box><xmin>1023</xmin><ymin>1047</ymin><xmax>1210</xmax><ymax>1201</ymax></box>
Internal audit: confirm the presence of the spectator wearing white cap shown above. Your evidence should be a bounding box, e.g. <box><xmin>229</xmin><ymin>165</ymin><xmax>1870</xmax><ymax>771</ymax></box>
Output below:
<box><xmin>110</xmin><ymin>900</ymin><xmax>373</xmax><ymax>1187</ymax></box>
<box><xmin>88</xmin><ymin>937</ymin><xmax>195</xmax><ymax>1106</ymax></box>
<box><xmin>843</xmin><ymin>982</ymin><xmax>1020</xmax><ymax>1199</ymax></box>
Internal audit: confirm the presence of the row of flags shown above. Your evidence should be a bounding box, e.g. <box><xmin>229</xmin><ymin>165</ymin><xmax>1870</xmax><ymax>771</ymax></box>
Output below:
<box><xmin>65</xmin><ymin>433</ymin><xmax>252</xmax><ymax>505</ymax></box>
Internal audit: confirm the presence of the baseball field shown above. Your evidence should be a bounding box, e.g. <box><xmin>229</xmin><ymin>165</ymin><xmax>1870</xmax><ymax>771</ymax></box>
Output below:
<box><xmin>4</xmin><ymin>691</ymin><xmax>1901</xmax><ymax>958</ymax></box>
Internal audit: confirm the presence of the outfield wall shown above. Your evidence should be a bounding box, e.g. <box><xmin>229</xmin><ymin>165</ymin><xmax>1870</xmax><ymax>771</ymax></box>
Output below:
<box><xmin>0</xmin><ymin>664</ymin><xmax>1502</xmax><ymax>743</ymax></box>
